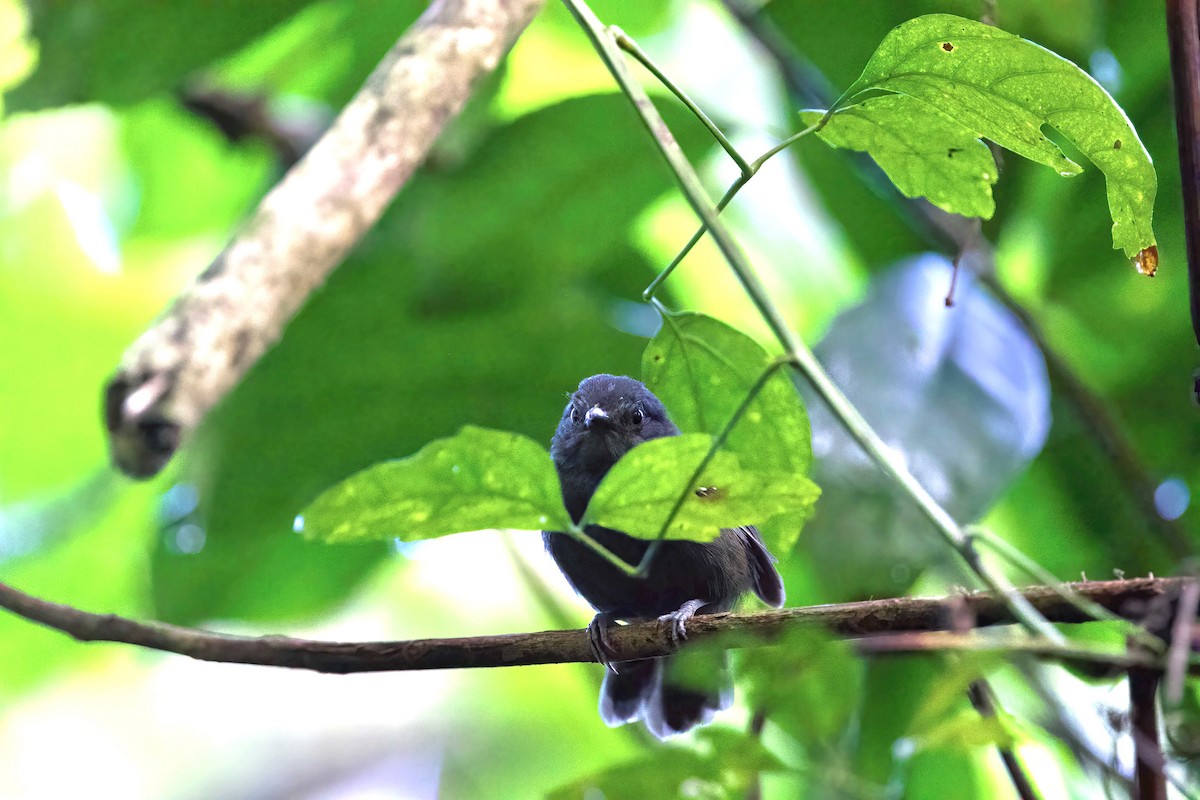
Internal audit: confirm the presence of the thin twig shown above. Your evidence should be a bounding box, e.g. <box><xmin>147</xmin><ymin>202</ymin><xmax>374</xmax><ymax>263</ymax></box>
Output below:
<box><xmin>178</xmin><ymin>86</ymin><xmax>325</xmax><ymax>168</ymax></box>
<box><xmin>967</xmin><ymin>681</ymin><xmax>1041</xmax><ymax>800</ymax></box>
<box><xmin>856</xmin><ymin>631</ymin><xmax>1188</xmax><ymax>674</ymax></box>
<box><xmin>0</xmin><ymin>577</ymin><xmax>1186</xmax><ymax>674</ymax></box>
<box><xmin>614</xmin><ymin>31</ymin><xmax>751</xmax><ymax>175</ymax></box>
<box><xmin>103</xmin><ymin>0</ymin><xmax>546</xmax><ymax>478</ymax></box>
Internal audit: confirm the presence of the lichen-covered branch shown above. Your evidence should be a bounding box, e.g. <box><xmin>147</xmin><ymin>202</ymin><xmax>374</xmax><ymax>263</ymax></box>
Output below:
<box><xmin>104</xmin><ymin>0</ymin><xmax>546</xmax><ymax>478</ymax></box>
<box><xmin>0</xmin><ymin>577</ymin><xmax>1187</xmax><ymax>674</ymax></box>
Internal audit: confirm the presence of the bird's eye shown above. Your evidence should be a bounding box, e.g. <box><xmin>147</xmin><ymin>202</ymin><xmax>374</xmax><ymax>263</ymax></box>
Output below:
<box><xmin>570</xmin><ymin>406</ymin><xmax>580</xmax><ymax>423</ymax></box>
<box><xmin>631</xmin><ymin>408</ymin><xmax>644</xmax><ymax>425</ymax></box>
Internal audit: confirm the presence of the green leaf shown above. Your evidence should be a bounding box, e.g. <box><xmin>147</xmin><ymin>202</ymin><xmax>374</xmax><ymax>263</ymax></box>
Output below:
<box><xmin>299</xmin><ymin>426</ymin><xmax>573</xmax><ymax>544</ymax></box>
<box><xmin>642</xmin><ymin>313</ymin><xmax>815</xmax><ymax>553</ymax></box>
<box><xmin>582</xmin><ymin>434</ymin><xmax>819</xmax><ymax>542</ymax></box>
<box><xmin>801</xmin><ymin>95</ymin><xmax>997</xmax><ymax>219</ymax></box>
<box><xmin>845</xmin><ymin>13</ymin><xmax>1156</xmax><ymax>257</ymax></box>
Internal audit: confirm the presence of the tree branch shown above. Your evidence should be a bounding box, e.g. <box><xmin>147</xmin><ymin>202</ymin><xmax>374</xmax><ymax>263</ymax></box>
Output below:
<box><xmin>103</xmin><ymin>0</ymin><xmax>546</xmax><ymax>478</ymax></box>
<box><xmin>0</xmin><ymin>577</ymin><xmax>1189</xmax><ymax>674</ymax></box>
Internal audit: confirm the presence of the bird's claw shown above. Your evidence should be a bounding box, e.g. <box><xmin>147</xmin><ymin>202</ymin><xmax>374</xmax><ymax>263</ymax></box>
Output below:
<box><xmin>587</xmin><ymin>612</ymin><xmax>620</xmax><ymax>673</ymax></box>
<box><xmin>658</xmin><ymin>598</ymin><xmax>708</xmax><ymax>647</ymax></box>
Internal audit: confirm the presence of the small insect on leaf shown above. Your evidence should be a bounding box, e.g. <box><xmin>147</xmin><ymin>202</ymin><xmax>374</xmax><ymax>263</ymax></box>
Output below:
<box><xmin>1133</xmin><ymin>244</ymin><xmax>1159</xmax><ymax>277</ymax></box>
<box><xmin>643</xmin><ymin>312</ymin><xmax>817</xmax><ymax>552</ymax></box>
<box><xmin>582</xmin><ymin>434</ymin><xmax>819</xmax><ymax>543</ymax></box>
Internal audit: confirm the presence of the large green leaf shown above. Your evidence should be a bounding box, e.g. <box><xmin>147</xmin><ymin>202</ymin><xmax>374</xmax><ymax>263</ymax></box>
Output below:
<box><xmin>299</xmin><ymin>426</ymin><xmax>572</xmax><ymax>544</ymax></box>
<box><xmin>760</xmin><ymin>0</ymin><xmax>976</xmax><ymax>270</ymax></box>
<box><xmin>643</xmin><ymin>313</ymin><xmax>814</xmax><ymax>553</ymax></box>
<box><xmin>844</xmin><ymin>14</ymin><xmax>1155</xmax><ymax>258</ymax></box>
<box><xmin>643</xmin><ymin>313</ymin><xmax>811</xmax><ymax>475</ymax></box>
<box><xmin>583</xmin><ymin>434</ymin><xmax>818</xmax><ymax>542</ymax></box>
<box><xmin>801</xmin><ymin>94</ymin><xmax>997</xmax><ymax>219</ymax></box>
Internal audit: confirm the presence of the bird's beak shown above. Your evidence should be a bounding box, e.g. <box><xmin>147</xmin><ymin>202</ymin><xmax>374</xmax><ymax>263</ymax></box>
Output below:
<box><xmin>584</xmin><ymin>404</ymin><xmax>611</xmax><ymax>429</ymax></box>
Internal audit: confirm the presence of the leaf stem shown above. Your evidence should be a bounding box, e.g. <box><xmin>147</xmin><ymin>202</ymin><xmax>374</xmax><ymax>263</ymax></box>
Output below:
<box><xmin>566</xmin><ymin>523</ymin><xmax>640</xmax><ymax>576</ymax></box>
<box><xmin>562</xmin><ymin>0</ymin><xmax>1063</xmax><ymax>643</ymax></box>
<box><xmin>640</xmin><ymin>117</ymin><xmax>829</xmax><ymax>301</ymax></box>
<box><xmin>613</xmin><ymin>29</ymin><xmax>751</xmax><ymax>175</ymax></box>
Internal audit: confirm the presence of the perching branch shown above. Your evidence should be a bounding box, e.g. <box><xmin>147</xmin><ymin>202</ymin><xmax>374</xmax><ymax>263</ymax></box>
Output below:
<box><xmin>0</xmin><ymin>577</ymin><xmax>1190</xmax><ymax>674</ymax></box>
<box><xmin>103</xmin><ymin>0</ymin><xmax>545</xmax><ymax>478</ymax></box>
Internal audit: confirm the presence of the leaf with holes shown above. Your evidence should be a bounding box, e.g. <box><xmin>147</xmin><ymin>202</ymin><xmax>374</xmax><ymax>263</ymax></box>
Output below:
<box><xmin>582</xmin><ymin>434</ymin><xmax>819</xmax><ymax>542</ymax></box>
<box><xmin>297</xmin><ymin>426</ymin><xmax>573</xmax><ymax>544</ymax></box>
<box><xmin>642</xmin><ymin>312</ymin><xmax>814</xmax><ymax>552</ymax></box>
<box><xmin>839</xmin><ymin>13</ymin><xmax>1155</xmax><ymax>259</ymax></box>
<box><xmin>801</xmin><ymin>95</ymin><xmax>998</xmax><ymax>219</ymax></box>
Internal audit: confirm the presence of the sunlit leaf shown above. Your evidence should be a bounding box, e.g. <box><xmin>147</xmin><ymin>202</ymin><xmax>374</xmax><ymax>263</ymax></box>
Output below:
<box><xmin>583</xmin><ymin>434</ymin><xmax>819</xmax><ymax>542</ymax></box>
<box><xmin>299</xmin><ymin>426</ymin><xmax>573</xmax><ymax>544</ymax></box>
<box><xmin>801</xmin><ymin>95</ymin><xmax>997</xmax><ymax>219</ymax></box>
<box><xmin>844</xmin><ymin>13</ymin><xmax>1156</xmax><ymax>258</ymax></box>
<box><xmin>642</xmin><ymin>313</ymin><xmax>815</xmax><ymax>553</ymax></box>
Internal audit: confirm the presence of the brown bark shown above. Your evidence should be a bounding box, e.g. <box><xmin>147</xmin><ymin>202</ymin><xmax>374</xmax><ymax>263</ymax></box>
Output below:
<box><xmin>0</xmin><ymin>577</ymin><xmax>1185</xmax><ymax>674</ymax></box>
<box><xmin>104</xmin><ymin>0</ymin><xmax>546</xmax><ymax>478</ymax></box>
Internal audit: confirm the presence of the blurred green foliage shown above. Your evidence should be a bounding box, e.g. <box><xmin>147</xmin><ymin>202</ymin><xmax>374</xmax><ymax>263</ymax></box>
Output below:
<box><xmin>0</xmin><ymin>0</ymin><xmax>1196</xmax><ymax>798</ymax></box>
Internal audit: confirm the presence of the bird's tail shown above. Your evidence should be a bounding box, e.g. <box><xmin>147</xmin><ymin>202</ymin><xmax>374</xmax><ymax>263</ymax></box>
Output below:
<box><xmin>600</xmin><ymin>651</ymin><xmax>732</xmax><ymax>739</ymax></box>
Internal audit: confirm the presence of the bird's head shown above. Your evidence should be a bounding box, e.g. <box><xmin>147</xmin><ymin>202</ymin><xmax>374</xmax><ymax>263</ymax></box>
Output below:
<box><xmin>550</xmin><ymin>374</ymin><xmax>678</xmax><ymax>476</ymax></box>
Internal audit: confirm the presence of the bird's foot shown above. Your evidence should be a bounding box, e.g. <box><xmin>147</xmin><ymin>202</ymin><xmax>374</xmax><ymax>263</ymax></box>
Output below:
<box><xmin>658</xmin><ymin>598</ymin><xmax>709</xmax><ymax>647</ymax></box>
<box><xmin>587</xmin><ymin>612</ymin><xmax>621</xmax><ymax>673</ymax></box>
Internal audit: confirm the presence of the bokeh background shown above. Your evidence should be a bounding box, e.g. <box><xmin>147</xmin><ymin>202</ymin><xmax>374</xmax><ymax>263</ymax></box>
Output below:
<box><xmin>1</xmin><ymin>0</ymin><xmax>1197</xmax><ymax>797</ymax></box>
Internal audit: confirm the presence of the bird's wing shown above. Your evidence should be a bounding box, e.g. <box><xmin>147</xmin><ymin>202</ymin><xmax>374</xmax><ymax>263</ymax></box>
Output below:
<box><xmin>734</xmin><ymin>526</ymin><xmax>785</xmax><ymax>608</ymax></box>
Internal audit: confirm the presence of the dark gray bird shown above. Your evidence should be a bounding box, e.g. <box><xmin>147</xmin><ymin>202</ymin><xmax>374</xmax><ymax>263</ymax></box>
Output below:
<box><xmin>543</xmin><ymin>374</ymin><xmax>785</xmax><ymax>738</ymax></box>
